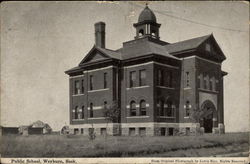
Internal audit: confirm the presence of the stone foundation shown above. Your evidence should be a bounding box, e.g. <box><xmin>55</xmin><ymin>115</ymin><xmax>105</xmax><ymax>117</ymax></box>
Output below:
<box><xmin>69</xmin><ymin>122</ymin><xmax>224</xmax><ymax>136</ymax></box>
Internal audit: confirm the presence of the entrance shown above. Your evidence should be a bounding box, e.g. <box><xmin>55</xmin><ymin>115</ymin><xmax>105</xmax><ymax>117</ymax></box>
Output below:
<box><xmin>200</xmin><ymin>100</ymin><xmax>216</xmax><ymax>133</ymax></box>
<box><xmin>203</xmin><ymin>117</ymin><xmax>213</xmax><ymax>133</ymax></box>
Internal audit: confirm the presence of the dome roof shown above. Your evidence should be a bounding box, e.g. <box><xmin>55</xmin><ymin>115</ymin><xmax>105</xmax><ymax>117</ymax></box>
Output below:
<box><xmin>138</xmin><ymin>6</ymin><xmax>157</xmax><ymax>23</ymax></box>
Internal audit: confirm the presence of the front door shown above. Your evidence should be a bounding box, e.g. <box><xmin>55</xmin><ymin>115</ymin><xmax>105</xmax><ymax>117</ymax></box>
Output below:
<box><xmin>203</xmin><ymin>117</ymin><xmax>213</xmax><ymax>133</ymax></box>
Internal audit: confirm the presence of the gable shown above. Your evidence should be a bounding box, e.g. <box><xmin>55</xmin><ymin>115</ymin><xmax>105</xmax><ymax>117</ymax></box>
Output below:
<box><xmin>79</xmin><ymin>46</ymin><xmax>111</xmax><ymax>65</ymax></box>
<box><xmin>197</xmin><ymin>36</ymin><xmax>226</xmax><ymax>61</ymax></box>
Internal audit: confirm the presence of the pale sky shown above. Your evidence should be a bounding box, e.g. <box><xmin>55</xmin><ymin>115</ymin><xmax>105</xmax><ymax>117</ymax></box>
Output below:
<box><xmin>1</xmin><ymin>1</ymin><xmax>249</xmax><ymax>132</ymax></box>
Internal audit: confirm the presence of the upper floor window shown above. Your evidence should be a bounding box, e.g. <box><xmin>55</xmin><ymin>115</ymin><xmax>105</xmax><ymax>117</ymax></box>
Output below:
<box><xmin>89</xmin><ymin>103</ymin><xmax>93</xmax><ymax>118</ymax></box>
<box><xmin>130</xmin><ymin>101</ymin><xmax>136</xmax><ymax>116</ymax></box>
<box><xmin>139</xmin><ymin>100</ymin><xmax>146</xmax><ymax>116</ymax></box>
<box><xmin>157</xmin><ymin>69</ymin><xmax>164</xmax><ymax>86</ymax></box>
<box><xmin>205</xmin><ymin>43</ymin><xmax>211</xmax><ymax>52</ymax></box>
<box><xmin>166</xmin><ymin>71</ymin><xmax>173</xmax><ymax>87</ymax></box>
<box><xmin>89</xmin><ymin>75</ymin><xmax>93</xmax><ymax>90</ymax></box>
<box><xmin>129</xmin><ymin>71</ymin><xmax>136</xmax><ymax>88</ymax></box>
<box><xmin>74</xmin><ymin>80</ymin><xmax>81</xmax><ymax>94</ymax></box>
<box><xmin>74</xmin><ymin>106</ymin><xmax>78</xmax><ymax>119</ymax></box>
<box><xmin>185</xmin><ymin>101</ymin><xmax>191</xmax><ymax>117</ymax></box>
<box><xmin>103</xmin><ymin>101</ymin><xmax>107</xmax><ymax>110</ymax></box>
<box><xmin>81</xmin><ymin>106</ymin><xmax>84</xmax><ymax>119</ymax></box>
<box><xmin>186</xmin><ymin>72</ymin><xmax>190</xmax><ymax>87</ymax></box>
<box><xmin>139</xmin><ymin>70</ymin><xmax>146</xmax><ymax>86</ymax></box>
<box><xmin>81</xmin><ymin>80</ymin><xmax>84</xmax><ymax>94</ymax></box>
<box><xmin>104</xmin><ymin>73</ymin><xmax>107</xmax><ymax>89</ymax></box>
<box><xmin>204</xmin><ymin>76</ymin><xmax>208</xmax><ymax>90</ymax></box>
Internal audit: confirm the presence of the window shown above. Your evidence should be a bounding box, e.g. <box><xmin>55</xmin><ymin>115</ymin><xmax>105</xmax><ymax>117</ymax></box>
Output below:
<box><xmin>81</xmin><ymin>128</ymin><xmax>84</xmax><ymax>134</ymax></box>
<box><xmin>89</xmin><ymin>103</ymin><xmax>93</xmax><ymax>118</ymax></box>
<box><xmin>129</xmin><ymin>128</ymin><xmax>136</xmax><ymax>136</ymax></box>
<box><xmin>74</xmin><ymin>80</ymin><xmax>80</xmax><ymax>94</ymax></box>
<box><xmin>139</xmin><ymin>70</ymin><xmax>146</xmax><ymax>86</ymax></box>
<box><xmin>81</xmin><ymin>106</ymin><xmax>84</xmax><ymax>119</ymax></box>
<box><xmin>168</xmin><ymin>128</ymin><xmax>174</xmax><ymax>136</ymax></box>
<box><xmin>185</xmin><ymin>101</ymin><xmax>191</xmax><ymax>117</ymax></box>
<box><xmin>209</xmin><ymin>79</ymin><xmax>213</xmax><ymax>91</ymax></box>
<box><xmin>204</xmin><ymin>75</ymin><xmax>208</xmax><ymax>89</ymax></box>
<box><xmin>160</xmin><ymin>128</ymin><xmax>166</xmax><ymax>136</ymax></box>
<box><xmin>158</xmin><ymin>69</ymin><xmax>164</xmax><ymax>86</ymax></box>
<box><xmin>74</xmin><ymin>128</ymin><xmax>79</xmax><ymax>135</ymax></box>
<box><xmin>139</xmin><ymin>29</ymin><xmax>144</xmax><ymax>36</ymax></box>
<box><xmin>158</xmin><ymin>100</ymin><xmax>164</xmax><ymax>116</ymax></box>
<box><xmin>104</xmin><ymin>73</ymin><xmax>107</xmax><ymax>89</ymax></box>
<box><xmin>166</xmin><ymin>101</ymin><xmax>174</xmax><ymax>117</ymax></box>
<box><xmin>205</xmin><ymin>43</ymin><xmax>211</xmax><ymax>52</ymax></box>
<box><xmin>139</xmin><ymin>127</ymin><xmax>146</xmax><ymax>136</ymax></box>
<box><xmin>103</xmin><ymin>101</ymin><xmax>107</xmax><ymax>110</ymax></box>
<box><xmin>129</xmin><ymin>71</ymin><xmax>136</xmax><ymax>88</ymax></box>
<box><xmin>166</xmin><ymin>71</ymin><xmax>173</xmax><ymax>87</ymax></box>
<box><xmin>130</xmin><ymin>101</ymin><xmax>136</xmax><ymax>116</ymax></box>
<box><xmin>101</xmin><ymin>128</ymin><xmax>107</xmax><ymax>136</ymax></box>
<box><xmin>151</xmin><ymin>30</ymin><xmax>156</xmax><ymax>37</ymax></box>
<box><xmin>186</xmin><ymin>72</ymin><xmax>190</xmax><ymax>87</ymax></box>
<box><xmin>139</xmin><ymin>100</ymin><xmax>146</xmax><ymax>116</ymax></box>
<box><xmin>90</xmin><ymin>75</ymin><xmax>93</xmax><ymax>90</ymax></box>
<box><xmin>81</xmin><ymin>80</ymin><xmax>84</xmax><ymax>94</ymax></box>
<box><xmin>74</xmin><ymin>106</ymin><xmax>78</xmax><ymax>119</ymax></box>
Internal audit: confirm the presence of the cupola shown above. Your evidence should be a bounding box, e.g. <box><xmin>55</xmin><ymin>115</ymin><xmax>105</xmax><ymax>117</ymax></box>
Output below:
<box><xmin>133</xmin><ymin>4</ymin><xmax>161</xmax><ymax>39</ymax></box>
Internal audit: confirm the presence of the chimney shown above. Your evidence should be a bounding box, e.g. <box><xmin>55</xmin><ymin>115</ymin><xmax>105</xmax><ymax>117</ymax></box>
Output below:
<box><xmin>94</xmin><ymin>22</ymin><xmax>105</xmax><ymax>48</ymax></box>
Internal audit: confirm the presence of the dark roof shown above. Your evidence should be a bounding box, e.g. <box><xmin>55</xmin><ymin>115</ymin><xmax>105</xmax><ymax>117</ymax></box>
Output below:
<box><xmin>165</xmin><ymin>34</ymin><xmax>211</xmax><ymax>54</ymax></box>
<box><xmin>138</xmin><ymin>6</ymin><xmax>157</xmax><ymax>23</ymax></box>
<box><xmin>96</xmin><ymin>47</ymin><xmax>122</xmax><ymax>60</ymax></box>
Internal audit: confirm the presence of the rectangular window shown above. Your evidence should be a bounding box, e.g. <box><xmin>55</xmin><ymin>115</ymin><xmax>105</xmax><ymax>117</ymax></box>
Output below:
<box><xmin>89</xmin><ymin>75</ymin><xmax>93</xmax><ymax>90</ymax></box>
<box><xmin>160</xmin><ymin>127</ymin><xmax>166</xmax><ymax>136</ymax></box>
<box><xmin>104</xmin><ymin>73</ymin><xmax>107</xmax><ymax>89</ymax></box>
<box><xmin>89</xmin><ymin>103</ymin><xmax>93</xmax><ymax>118</ymax></box>
<box><xmin>139</xmin><ymin>69</ymin><xmax>146</xmax><ymax>86</ymax></box>
<box><xmin>129</xmin><ymin>71</ymin><xmax>136</xmax><ymax>88</ymax></box>
<box><xmin>81</xmin><ymin>80</ymin><xmax>84</xmax><ymax>94</ymax></box>
<box><xmin>204</xmin><ymin>78</ymin><xmax>207</xmax><ymax>89</ymax></box>
<box><xmin>74</xmin><ymin>80</ymin><xmax>80</xmax><ymax>94</ymax></box>
<box><xmin>209</xmin><ymin>80</ymin><xmax>213</xmax><ymax>91</ymax></box>
<box><xmin>166</xmin><ymin>71</ymin><xmax>173</xmax><ymax>87</ymax></box>
<box><xmin>186</xmin><ymin>72</ymin><xmax>190</xmax><ymax>87</ymax></box>
<box><xmin>139</xmin><ymin>127</ymin><xmax>146</xmax><ymax>136</ymax></box>
<box><xmin>101</xmin><ymin>128</ymin><xmax>107</xmax><ymax>136</ymax></box>
<box><xmin>158</xmin><ymin>69</ymin><xmax>163</xmax><ymax>86</ymax></box>
<box><xmin>129</xmin><ymin>128</ymin><xmax>136</xmax><ymax>136</ymax></box>
<box><xmin>168</xmin><ymin>128</ymin><xmax>174</xmax><ymax>136</ymax></box>
<box><xmin>74</xmin><ymin>128</ymin><xmax>79</xmax><ymax>135</ymax></box>
<box><xmin>81</xmin><ymin>128</ymin><xmax>84</xmax><ymax>134</ymax></box>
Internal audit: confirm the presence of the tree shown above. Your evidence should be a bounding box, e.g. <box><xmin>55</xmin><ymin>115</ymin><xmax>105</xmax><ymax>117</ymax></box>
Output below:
<box><xmin>102</xmin><ymin>100</ymin><xmax>121</xmax><ymax>136</ymax></box>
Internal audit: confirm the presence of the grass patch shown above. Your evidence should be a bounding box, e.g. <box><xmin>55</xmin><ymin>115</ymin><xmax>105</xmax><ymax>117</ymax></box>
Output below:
<box><xmin>1</xmin><ymin>132</ymin><xmax>249</xmax><ymax>157</ymax></box>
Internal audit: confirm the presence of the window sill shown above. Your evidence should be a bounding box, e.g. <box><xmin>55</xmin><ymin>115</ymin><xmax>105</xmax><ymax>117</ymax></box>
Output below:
<box><xmin>126</xmin><ymin>116</ymin><xmax>150</xmax><ymax>118</ymax></box>
<box><xmin>88</xmin><ymin>117</ymin><xmax>106</xmax><ymax>120</ymax></box>
<box><xmin>198</xmin><ymin>88</ymin><xmax>218</xmax><ymax>93</ymax></box>
<box><xmin>184</xmin><ymin>116</ymin><xmax>190</xmax><ymax>119</ymax></box>
<box><xmin>126</xmin><ymin>85</ymin><xmax>150</xmax><ymax>90</ymax></box>
<box><xmin>184</xmin><ymin>87</ymin><xmax>191</xmax><ymax>90</ymax></box>
<box><xmin>156</xmin><ymin>86</ymin><xmax>175</xmax><ymax>90</ymax></box>
<box><xmin>157</xmin><ymin>116</ymin><xmax>175</xmax><ymax>118</ymax></box>
<box><xmin>72</xmin><ymin>94</ymin><xmax>85</xmax><ymax>97</ymax></box>
<box><xmin>72</xmin><ymin>119</ymin><xmax>85</xmax><ymax>121</ymax></box>
<box><xmin>88</xmin><ymin>88</ymin><xmax>110</xmax><ymax>93</ymax></box>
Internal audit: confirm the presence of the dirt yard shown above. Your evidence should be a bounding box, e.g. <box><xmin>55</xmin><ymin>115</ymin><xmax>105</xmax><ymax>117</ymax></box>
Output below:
<box><xmin>1</xmin><ymin>132</ymin><xmax>249</xmax><ymax>157</ymax></box>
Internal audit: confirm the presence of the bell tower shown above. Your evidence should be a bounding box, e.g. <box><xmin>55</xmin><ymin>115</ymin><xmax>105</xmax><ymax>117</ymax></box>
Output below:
<box><xmin>133</xmin><ymin>5</ymin><xmax>161</xmax><ymax>39</ymax></box>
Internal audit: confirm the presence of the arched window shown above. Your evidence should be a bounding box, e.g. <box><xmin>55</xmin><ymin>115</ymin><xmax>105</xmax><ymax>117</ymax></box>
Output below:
<box><xmin>130</xmin><ymin>101</ymin><xmax>136</xmax><ymax>116</ymax></box>
<box><xmin>89</xmin><ymin>103</ymin><xmax>93</xmax><ymax>118</ymax></box>
<box><xmin>151</xmin><ymin>30</ymin><xmax>156</xmax><ymax>37</ymax></box>
<box><xmin>81</xmin><ymin>106</ymin><xmax>84</xmax><ymax>119</ymax></box>
<box><xmin>139</xmin><ymin>29</ymin><xmax>144</xmax><ymax>36</ymax></box>
<box><xmin>185</xmin><ymin>101</ymin><xmax>191</xmax><ymax>117</ymax></box>
<box><xmin>104</xmin><ymin>101</ymin><xmax>107</xmax><ymax>110</ymax></box>
<box><xmin>139</xmin><ymin>100</ymin><xmax>146</xmax><ymax>116</ymax></box>
<box><xmin>75</xmin><ymin>106</ymin><xmax>78</xmax><ymax>119</ymax></box>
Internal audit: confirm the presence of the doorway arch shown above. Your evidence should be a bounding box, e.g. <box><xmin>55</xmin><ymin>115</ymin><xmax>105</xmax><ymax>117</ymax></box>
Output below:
<box><xmin>200</xmin><ymin>100</ymin><xmax>216</xmax><ymax>133</ymax></box>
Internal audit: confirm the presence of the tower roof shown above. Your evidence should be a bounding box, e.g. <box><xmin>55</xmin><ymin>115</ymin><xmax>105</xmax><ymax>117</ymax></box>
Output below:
<box><xmin>138</xmin><ymin>5</ymin><xmax>157</xmax><ymax>23</ymax></box>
